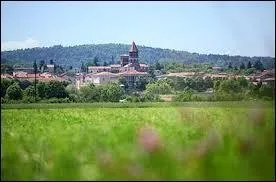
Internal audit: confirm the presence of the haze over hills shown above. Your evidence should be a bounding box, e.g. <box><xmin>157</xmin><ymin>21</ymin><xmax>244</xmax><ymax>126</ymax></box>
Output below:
<box><xmin>1</xmin><ymin>43</ymin><xmax>275</xmax><ymax>69</ymax></box>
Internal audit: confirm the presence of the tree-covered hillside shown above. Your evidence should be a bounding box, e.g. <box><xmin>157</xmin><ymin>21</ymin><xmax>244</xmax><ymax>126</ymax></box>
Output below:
<box><xmin>1</xmin><ymin>43</ymin><xmax>275</xmax><ymax>69</ymax></box>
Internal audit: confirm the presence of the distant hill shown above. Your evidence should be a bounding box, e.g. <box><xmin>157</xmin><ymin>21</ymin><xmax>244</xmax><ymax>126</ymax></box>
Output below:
<box><xmin>1</xmin><ymin>43</ymin><xmax>275</xmax><ymax>69</ymax></box>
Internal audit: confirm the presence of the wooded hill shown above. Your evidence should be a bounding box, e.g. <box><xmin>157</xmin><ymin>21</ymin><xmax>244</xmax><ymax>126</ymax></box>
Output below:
<box><xmin>1</xmin><ymin>43</ymin><xmax>275</xmax><ymax>69</ymax></box>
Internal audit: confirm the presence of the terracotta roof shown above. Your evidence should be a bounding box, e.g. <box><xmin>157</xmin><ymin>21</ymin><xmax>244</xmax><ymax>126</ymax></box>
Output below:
<box><xmin>119</xmin><ymin>70</ymin><xmax>147</xmax><ymax>76</ymax></box>
<box><xmin>27</xmin><ymin>74</ymin><xmax>39</xmax><ymax>78</ymax></box>
<box><xmin>129</xmin><ymin>41</ymin><xmax>138</xmax><ymax>52</ymax></box>
<box><xmin>13</xmin><ymin>71</ymin><xmax>28</xmax><ymax>78</ymax></box>
<box><xmin>1</xmin><ymin>74</ymin><xmax>13</xmax><ymax>79</ymax></box>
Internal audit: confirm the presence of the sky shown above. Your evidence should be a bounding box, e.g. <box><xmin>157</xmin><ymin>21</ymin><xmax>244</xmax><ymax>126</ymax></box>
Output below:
<box><xmin>1</xmin><ymin>1</ymin><xmax>275</xmax><ymax>57</ymax></box>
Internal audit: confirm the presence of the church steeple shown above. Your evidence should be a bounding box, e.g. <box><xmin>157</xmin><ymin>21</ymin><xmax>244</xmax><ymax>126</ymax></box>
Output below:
<box><xmin>128</xmin><ymin>41</ymin><xmax>140</xmax><ymax>70</ymax></box>
<box><xmin>129</xmin><ymin>41</ymin><xmax>138</xmax><ymax>52</ymax></box>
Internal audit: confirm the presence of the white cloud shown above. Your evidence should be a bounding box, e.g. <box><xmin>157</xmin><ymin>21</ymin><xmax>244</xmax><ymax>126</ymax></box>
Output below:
<box><xmin>1</xmin><ymin>38</ymin><xmax>40</xmax><ymax>51</ymax></box>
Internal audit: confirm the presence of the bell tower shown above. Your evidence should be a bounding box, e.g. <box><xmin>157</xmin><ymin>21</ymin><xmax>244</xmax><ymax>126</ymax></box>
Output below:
<box><xmin>128</xmin><ymin>41</ymin><xmax>140</xmax><ymax>70</ymax></box>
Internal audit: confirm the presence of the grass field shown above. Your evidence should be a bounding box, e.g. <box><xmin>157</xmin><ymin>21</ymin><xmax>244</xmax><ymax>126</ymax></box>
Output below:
<box><xmin>1</xmin><ymin>102</ymin><xmax>275</xmax><ymax>180</ymax></box>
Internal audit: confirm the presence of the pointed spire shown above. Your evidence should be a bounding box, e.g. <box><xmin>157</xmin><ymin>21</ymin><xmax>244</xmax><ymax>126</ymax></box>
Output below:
<box><xmin>129</xmin><ymin>41</ymin><xmax>138</xmax><ymax>52</ymax></box>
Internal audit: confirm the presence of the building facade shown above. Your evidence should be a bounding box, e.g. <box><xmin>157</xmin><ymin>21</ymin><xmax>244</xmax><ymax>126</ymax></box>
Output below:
<box><xmin>76</xmin><ymin>41</ymin><xmax>149</xmax><ymax>89</ymax></box>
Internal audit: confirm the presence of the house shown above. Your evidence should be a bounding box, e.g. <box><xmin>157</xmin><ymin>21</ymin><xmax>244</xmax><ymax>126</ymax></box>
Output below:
<box><xmin>13</xmin><ymin>67</ymin><xmax>34</xmax><ymax>74</ymax></box>
<box><xmin>91</xmin><ymin>72</ymin><xmax>119</xmax><ymax>85</ymax></box>
<box><xmin>262</xmin><ymin>78</ymin><xmax>275</xmax><ymax>87</ymax></box>
<box><xmin>110</xmin><ymin>64</ymin><xmax>121</xmax><ymax>73</ymax></box>
<box><xmin>212</xmin><ymin>66</ymin><xmax>222</xmax><ymax>71</ymax></box>
<box><xmin>76</xmin><ymin>41</ymin><xmax>148</xmax><ymax>89</ymax></box>
<box><xmin>1</xmin><ymin>74</ymin><xmax>13</xmax><ymax>79</ymax></box>
<box><xmin>88</xmin><ymin>66</ymin><xmax>111</xmax><ymax>73</ymax></box>
<box><xmin>47</xmin><ymin>64</ymin><xmax>55</xmax><ymax>73</ymax></box>
<box><xmin>165</xmin><ymin>72</ymin><xmax>196</xmax><ymax>78</ymax></box>
<box><xmin>119</xmin><ymin>69</ymin><xmax>147</xmax><ymax>87</ymax></box>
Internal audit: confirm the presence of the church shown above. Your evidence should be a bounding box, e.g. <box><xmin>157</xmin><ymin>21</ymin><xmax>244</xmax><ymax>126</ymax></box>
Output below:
<box><xmin>76</xmin><ymin>41</ymin><xmax>149</xmax><ymax>89</ymax></box>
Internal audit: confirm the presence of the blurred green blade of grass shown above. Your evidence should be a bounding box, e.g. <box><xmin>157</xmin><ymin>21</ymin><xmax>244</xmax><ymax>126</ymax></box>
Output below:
<box><xmin>1</xmin><ymin>101</ymin><xmax>274</xmax><ymax>180</ymax></box>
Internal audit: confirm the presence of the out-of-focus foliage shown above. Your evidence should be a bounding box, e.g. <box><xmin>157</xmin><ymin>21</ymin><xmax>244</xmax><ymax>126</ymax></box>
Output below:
<box><xmin>1</xmin><ymin>102</ymin><xmax>274</xmax><ymax>180</ymax></box>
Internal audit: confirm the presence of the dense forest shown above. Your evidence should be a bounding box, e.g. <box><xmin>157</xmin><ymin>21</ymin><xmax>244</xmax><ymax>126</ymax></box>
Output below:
<box><xmin>1</xmin><ymin>43</ymin><xmax>275</xmax><ymax>69</ymax></box>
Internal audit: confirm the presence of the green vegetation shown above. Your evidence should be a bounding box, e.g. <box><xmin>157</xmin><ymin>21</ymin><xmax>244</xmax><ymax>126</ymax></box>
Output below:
<box><xmin>1</xmin><ymin>101</ymin><xmax>274</xmax><ymax>180</ymax></box>
<box><xmin>1</xmin><ymin>44</ymin><xmax>274</xmax><ymax>69</ymax></box>
<box><xmin>1</xmin><ymin>73</ymin><xmax>274</xmax><ymax>104</ymax></box>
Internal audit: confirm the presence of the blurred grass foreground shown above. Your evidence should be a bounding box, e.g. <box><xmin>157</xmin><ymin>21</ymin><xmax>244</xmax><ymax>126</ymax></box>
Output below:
<box><xmin>1</xmin><ymin>101</ymin><xmax>275</xmax><ymax>180</ymax></box>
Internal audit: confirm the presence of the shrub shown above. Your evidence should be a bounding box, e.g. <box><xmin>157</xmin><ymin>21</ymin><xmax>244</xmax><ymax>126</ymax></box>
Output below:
<box><xmin>22</xmin><ymin>96</ymin><xmax>37</xmax><ymax>103</ymax></box>
<box><xmin>173</xmin><ymin>91</ymin><xmax>193</xmax><ymax>102</ymax></box>
<box><xmin>6</xmin><ymin>83</ymin><xmax>23</xmax><ymax>100</ymax></box>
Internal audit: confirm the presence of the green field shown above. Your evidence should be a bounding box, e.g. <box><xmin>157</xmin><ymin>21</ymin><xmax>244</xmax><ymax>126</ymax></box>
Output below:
<box><xmin>1</xmin><ymin>102</ymin><xmax>275</xmax><ymax>180</ymax></box>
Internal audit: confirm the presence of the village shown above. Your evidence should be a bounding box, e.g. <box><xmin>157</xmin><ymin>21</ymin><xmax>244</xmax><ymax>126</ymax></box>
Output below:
<box><xmin>1</xmin><ymin>41</ymin><xmax>275</xmax><ymax>92</ymax></box>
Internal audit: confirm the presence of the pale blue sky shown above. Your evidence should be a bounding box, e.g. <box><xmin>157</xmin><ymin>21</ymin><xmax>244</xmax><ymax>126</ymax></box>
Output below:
<box><xmin>1</xmin><ymin>1</ymin><xmax>275</xmax><ymax>57</ymax></box>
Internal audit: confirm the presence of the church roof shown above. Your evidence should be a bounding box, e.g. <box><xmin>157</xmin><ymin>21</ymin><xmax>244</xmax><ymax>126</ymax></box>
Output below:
<box><xmin>129</xmin><ymin>41</ymin><xmax>138</xmax><ymax>52</ymax></box>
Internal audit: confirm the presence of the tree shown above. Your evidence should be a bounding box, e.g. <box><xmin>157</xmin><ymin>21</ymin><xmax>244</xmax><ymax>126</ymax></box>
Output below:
<box><xmin>146</xmin><ymin>81</ymin><xmax>172</xmax><ymax>95</ymax></box>
<box><xmin>18</xmin><ymin>80</ymin><xmax>32</xmax><ymax>90</ymax></box>
<box><xmin>259</xmin><ymin>84</ymin><xmax>273</xmax><ymax>98</ymax></box>
<box><xmin>1</xmin><ymin>78</ymin><xmax>14</xmax><ymax>98</ymax></box>
<box><xmin>50</xmin><ymin>59</ymin><xmax>54</xmax><ymax>65</ymax></box>
<box><xmin>218</xmin><ymin>79</ymin><xmax>241</xmax><ymax>94</ymax></box>
<box><xmin>33</xmin><ymin>60</ymin><xmax>38</xmax><ymax>101</ymax></box>
<box><xmin>3</xmin><ymin>65</ymin><xmax>14</xmax><ymax>75</ymax></box>
<box><xmin>135</xmin><ymin>76</ymin><xmax>149</xmax><ymax>91</ymax></box>
<box><xmin>65</xmin><ymin>84</ymin><xmax>77</xmax><ymax>95</ymax></box>
<box><xmin>103</xmin><ymin>61</ymin><xmax>108</xmax><ymax>66</ymax></box>
<box><xmin>155</xmin><ymin>61</ymin><xmax>163</xmax><ymax>70</ymax></box>
<box><xmin>45</xmin><ymin>81</ymin><xmax>69</xmax><ymax>99</ymax></box>
<box><xmin>111</xmin><ymin>56</ymin><xmax>115</xmax><ymax>65</ymax></box>
<box><xmin>69</xmin><ymin>65</ymin><xmax>73</xmax><ymax>70</ymax></box>
<box><xmin>148</xmin><ymin>65</ymin><xmax>156</xmax><ymax>80</ymax></box>
<box><xmin>237</xmin><ymin>77</ymin><xmax>248</xmax><ymax>88</ymax></box>
<box><xmin>37</xmin><ymin>82</ymin><xmax>47</xmax><ymax>98</ymax></box>
<box><xmin>173</xmin><ymin>90</ymin><xmax>193</xmax><ymax>102</ymax></box>
<box><xmin>39</xmin><ymin>60</ymin><xmax>45</xmax><ymax>71</ymax></box>
<box><xmin>93</xmin><ymin>56</ymin><xmax>99</xmax><ymax>66</ymax></box>
<box><xmin>24</xmin><ymin>86</ymin><xmax>37</xmax><ymax>97</ymax></box>
<box><xmin>253</xmin><ymin>60</ymin><xmax>264</xmax><ymax>71</ymax></box>
<box><xmin>6</xmin><ymin>83</ymin><xmax>23</xmax><ymax>100</ymax></box>
<box><xmin>79</xmin><ymin>84</ymin><xmax>100</xmax><ymax>102</ymax></box>
<box><xmin>247</xmin><ymin>61</ymin><xmax>252</xmax><ymax>69</ymax></box>
<box><xmin>101</xmin><ymin>83</ymin><xmax>124</xmax><ymax>102</ymax></box>
<box><xmin>228</xmin><ymin>62</ymin><xmax>233</xmax><ymax>69</ymax></box>
<box><xmin>240</xmin><ymin>63</ymin><xmax>246</xmax><ymax>69</ymax></box>
<box><xmin>80</xmin><ymin>62</ymin><xmax>86</xmax><ymax>73</ymax></box>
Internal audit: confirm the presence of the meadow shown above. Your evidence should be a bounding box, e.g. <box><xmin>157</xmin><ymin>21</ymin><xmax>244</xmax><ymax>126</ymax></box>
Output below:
<box><xmin>1</xmin><ymin>101</ymin><xmax>275</xmax><ymax>180</ymax></box>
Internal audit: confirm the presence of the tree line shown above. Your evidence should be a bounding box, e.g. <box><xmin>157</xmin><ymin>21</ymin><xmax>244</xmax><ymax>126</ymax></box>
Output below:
<box><xmin>1</xmin><ymin>72</ymin><xmax>274</xmax><ymax>104</ymax></box>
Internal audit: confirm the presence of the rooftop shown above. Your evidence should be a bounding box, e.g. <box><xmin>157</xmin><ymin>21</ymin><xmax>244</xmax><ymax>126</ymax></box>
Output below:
<box><xmin>94</xmin><ymin>72</ymin><xmax>119</xmax><ymax>77</ymax></box>
<box><xmin>119</xmin><ymin>69</ymin><xmax>147</xmax><ymax>76</ymax></box>
<box><xmin>110</xmin><ymin>64</ymin><xmax>121</xmax><ymax>68</ymax></box>
<box><xmin>140</xmin><ymin>63</ymin><xmax>149</xmax><ymax>67</ymax></box>
<box><xmin>88</xmin><ymin>66</ymin><xmax>111</xmax><ymax>69</ymax></box>
<box><xmin>166</xmin><ymin>72</ymin><xmax>196</xmax><ymax>77</ymax></box>
<box><xmin>129</xmin><ymin>41</ymin><xmax>138</xmax><ymax>52</ymax></box>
